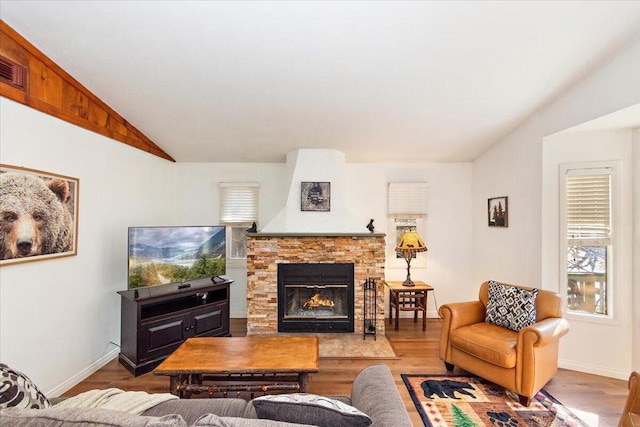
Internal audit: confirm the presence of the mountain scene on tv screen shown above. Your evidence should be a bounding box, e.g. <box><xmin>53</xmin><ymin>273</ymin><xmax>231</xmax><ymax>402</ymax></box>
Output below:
<box><xmin>128</xmin><ymin>227</ymin><xmax>225</xmax><ymax>288</ymax></box>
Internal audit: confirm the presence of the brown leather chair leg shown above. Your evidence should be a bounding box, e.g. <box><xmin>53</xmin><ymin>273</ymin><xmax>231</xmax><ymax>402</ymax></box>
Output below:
<box><xmin>518</xmin><ymin>395</ymin><xmax>531</xmax><ymax>407</ymax></box>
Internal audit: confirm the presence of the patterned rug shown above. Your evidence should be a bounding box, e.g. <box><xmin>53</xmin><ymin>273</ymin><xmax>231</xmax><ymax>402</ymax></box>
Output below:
<box><xmin>402</xmin><ymin>374</ymin><xmax>588</xmax><ymax>427</ymax></box>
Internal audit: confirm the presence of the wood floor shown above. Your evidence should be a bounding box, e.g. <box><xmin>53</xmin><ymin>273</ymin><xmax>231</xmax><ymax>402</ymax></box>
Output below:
<box><xmin>64</xmin><ymin>318</ymin><xmax>629</xmax><ymax>427</ymax></box>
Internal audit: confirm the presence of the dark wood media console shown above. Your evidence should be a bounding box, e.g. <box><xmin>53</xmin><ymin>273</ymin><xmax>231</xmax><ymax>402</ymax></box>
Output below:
<box><xmin>118</xmin><ymin>277</ymin><xmax>232</xmax><ymax>376</ymax></box>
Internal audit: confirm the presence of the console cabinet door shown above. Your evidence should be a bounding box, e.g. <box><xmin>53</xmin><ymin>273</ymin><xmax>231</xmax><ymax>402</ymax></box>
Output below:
<box><xmin>191</xmin><ymin>302</ymin><xmax>229</xmax><ymax>337</ymax></box>
<box><xmin>139</xmin><ymin>312</ymin><xmax>190</xmax><ymax>362</ymax></box>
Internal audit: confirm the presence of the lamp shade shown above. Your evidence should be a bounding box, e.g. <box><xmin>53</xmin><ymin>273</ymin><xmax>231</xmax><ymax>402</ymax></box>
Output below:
<box><xmin>395</xmin><ymin>231</ymin><xmax>428</xmax><ymax>254</ymax></box>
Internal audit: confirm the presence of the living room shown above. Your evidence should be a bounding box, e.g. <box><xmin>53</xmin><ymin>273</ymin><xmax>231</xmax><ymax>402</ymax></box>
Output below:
<box><xmin>0</xmin><ymin>1</ymin><xmax>639</xmax><ymax>426</ymax></box>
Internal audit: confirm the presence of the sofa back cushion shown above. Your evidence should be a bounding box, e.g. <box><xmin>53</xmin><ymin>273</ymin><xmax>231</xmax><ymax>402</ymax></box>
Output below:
<box><xmin>350</xmin><ymin>363</ymin><xmax>413</xmax><ymax>427</ymax></box>
<box><xmin>194</xmin><ymin>413</ymin><xmax>314</xmax><ymax>426</ymax></box>
<box><xmin>0</xmin><ymin>407</ymin><xmax>186</xmax><ymax>426</ymax></box>
<box><xmin>142</xmin><ymin>398</ymin><xmax>249</xmax><ymax>425</ymax></box>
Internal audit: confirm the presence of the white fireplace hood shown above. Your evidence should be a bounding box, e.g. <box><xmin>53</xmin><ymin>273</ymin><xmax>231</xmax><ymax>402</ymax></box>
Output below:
<box><xmin>261</xmin><ymin>149</ymin><xmax>365</xmax><ymax>233</ymax></box>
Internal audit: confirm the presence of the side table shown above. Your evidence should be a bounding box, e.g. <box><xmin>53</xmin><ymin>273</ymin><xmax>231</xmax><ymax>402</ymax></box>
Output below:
<box><xmin>385</xmin><ymin>281</ymin><xmax>434</xmax><ymax>332</ymax></box>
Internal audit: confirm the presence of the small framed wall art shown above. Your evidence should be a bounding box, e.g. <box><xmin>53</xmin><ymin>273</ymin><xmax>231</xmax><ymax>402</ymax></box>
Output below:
<box><xmin>0</xmin><ymin>164</ymin><xmax>79</xmax><ymax>265</ymax></box>
<box><xmin>488</xmin><ymin>196</ymin><xmax>508</xmax><ymax>227</ymax></box>
<box><xmin>301</xmin><ymin>182</ymin><xmax>331</xmax><ymax>212</ymax></box>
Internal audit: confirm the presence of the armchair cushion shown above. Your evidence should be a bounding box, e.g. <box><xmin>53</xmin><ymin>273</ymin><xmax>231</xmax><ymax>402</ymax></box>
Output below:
<box><xmin>485</xmin><ymin>281</ymin><xmax>539</xmax><ymax>332</ymax></box>
<box><xmin>450</xmin><ymin>323</ymin><xmax>517</xmax><ymax>369</ymax></box>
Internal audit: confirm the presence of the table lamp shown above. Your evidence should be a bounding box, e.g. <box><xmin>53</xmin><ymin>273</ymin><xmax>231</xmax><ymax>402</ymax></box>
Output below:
<box><xmin>395</xmin><ymin>230</ymin><xmax>428</xmax><ymax>286</ymax></box>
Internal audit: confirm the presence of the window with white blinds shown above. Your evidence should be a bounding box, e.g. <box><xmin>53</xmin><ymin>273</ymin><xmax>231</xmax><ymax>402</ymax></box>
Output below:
<box><xmin>219</xmin><ymin>182</ymin><xmax>259</xmax><ymax>224</ymax></box>
<box><xmin>388</xmin><ymin>182</ymin><xmax>428</xmax><ymax>215</ymax></box>
<box><xmin>562</xmin><ymin>166</ymin><xmax>614</xmax><ymax>317</ymax></box>
<box><xmin>566</xmin><ymin>169</ymin><xmax>611</xmax><ymax>246</ymax></box>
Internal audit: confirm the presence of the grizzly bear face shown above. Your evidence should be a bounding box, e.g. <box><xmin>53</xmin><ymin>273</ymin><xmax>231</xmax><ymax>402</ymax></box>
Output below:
<box><xmin>0</xmin><ymin>173</ymin><xmax>74</xmax><ymax>260</ymax></box>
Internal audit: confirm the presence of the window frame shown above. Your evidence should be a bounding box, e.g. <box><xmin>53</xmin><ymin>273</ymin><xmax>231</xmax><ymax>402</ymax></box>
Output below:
<box><xmin>559</xmin><ymin>161</ymin><xmax>620</xmax><ymax>324</ymax></box>
<box><xmin>219</xmin><ymin>182</ymin><xmax>259</xmax><ymax>266</ymax></box>
<box><xmin>387</xmin><ymin>216</ymin><xmax>427</xmax><ymax>269</ymax></box>
<box><xmin>386</xmin><ymin>182</ymin><xmax>428</xmax><ymax>270</ymax></box>
<box><xmin>225</xmin><ymin>224</ymin><xmax>252</xmax><ymax>268</ymax></box>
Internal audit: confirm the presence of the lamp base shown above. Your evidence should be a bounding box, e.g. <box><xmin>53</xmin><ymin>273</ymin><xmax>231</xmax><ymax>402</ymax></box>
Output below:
<box><xmin>402</xmin><ymin>278</ymin><xmax>416</xmax><ymax>287</ymax></box>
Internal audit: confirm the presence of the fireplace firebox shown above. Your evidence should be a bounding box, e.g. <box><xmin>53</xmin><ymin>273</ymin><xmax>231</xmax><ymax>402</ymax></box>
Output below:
<box><xmin>278</xmin><ymin>263</ymin><xmax>354</xmax><ymax>333</ymax></box>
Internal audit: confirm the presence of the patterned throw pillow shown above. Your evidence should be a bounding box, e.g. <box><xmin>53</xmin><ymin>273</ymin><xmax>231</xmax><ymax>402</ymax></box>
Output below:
<box><xmin>252</xmin><ymin>393</ymin><xmax>372</xmax><ymax>427</ymax></box>
<box><xmin>0</xmin><ymin>363</ymin><xmax>50</xmax><ymax>409</ymax></box>
<box><xmin>485</xmin><ymin>281</ymin><xmax>539</xmax><ymax>332</ymax></box>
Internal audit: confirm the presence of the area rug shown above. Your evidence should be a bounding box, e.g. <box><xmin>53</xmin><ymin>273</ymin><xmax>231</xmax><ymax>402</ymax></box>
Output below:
<box><xmin>402</xmin><ymin>374</ymin><xmax>588</xmax><ymax>427</ymax></box>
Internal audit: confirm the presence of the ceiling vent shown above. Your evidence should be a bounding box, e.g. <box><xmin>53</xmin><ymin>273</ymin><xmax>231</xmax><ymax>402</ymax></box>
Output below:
<box><xmin>0</xmin><ymin>55</ymin><xmax>27</xmax><ymax>90</ymax></box>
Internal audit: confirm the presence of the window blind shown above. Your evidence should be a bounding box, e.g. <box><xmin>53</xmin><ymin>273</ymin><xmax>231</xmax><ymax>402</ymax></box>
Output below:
<box><xmin>219</xmin><ymin>182</ymin><xmax>259</xmax><ymax>224</ymax></box>
<box><xmin>388</xmin><ymin>182</ymin><xmax>428</xmax><ymax>215</ymax></box>
<box><xmin>566</xmin><ymin>170</ymin><xmax>611</xmax><ymax>246</ymax></box>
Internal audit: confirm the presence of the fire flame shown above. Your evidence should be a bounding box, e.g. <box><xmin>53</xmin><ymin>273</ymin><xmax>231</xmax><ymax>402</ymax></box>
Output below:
<box><xmin>303</xmin><ymin>293</ymin><xmax>335</xmax><ymax>309</ymax></box>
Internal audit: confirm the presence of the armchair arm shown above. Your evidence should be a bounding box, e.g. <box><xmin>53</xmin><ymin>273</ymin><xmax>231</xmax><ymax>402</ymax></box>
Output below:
<box><xmin>517</xmin><ymin>317</ymin><xmax>570</xmax><ymax>350</ymax></box>
<box><xmin>620</xmin><ymin>371</ymin><xmax>640</xmax><ymax>427</ymax></box>
<box><xmin>439</xmin><ymin>301</ymin><xmax>486</xmax><ymax>329</ymax></box>
<box><xmin>516</xmin><ymin>317</ymin><xmax>570</xmax><ymax>398</ymax></box>
<box><xmin>439</xmin><ymin>301</ymin><xmax>485</xmax><ymax>361</ymax></box>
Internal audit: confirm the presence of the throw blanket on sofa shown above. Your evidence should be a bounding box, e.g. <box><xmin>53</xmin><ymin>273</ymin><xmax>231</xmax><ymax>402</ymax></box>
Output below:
<box><xmin>54</xmin><ymin>388</ymin><xmax>178</xmax><ymax>415</ymax></box>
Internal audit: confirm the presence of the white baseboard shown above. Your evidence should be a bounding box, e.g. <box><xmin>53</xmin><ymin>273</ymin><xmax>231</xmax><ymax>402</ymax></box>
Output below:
<box><xmin>558</xmin><ymin>358</ymin><xmax>629</xmax><ymax>380</ymax></box>
<box><xmin>230</xmin><ymin>310</ymin><xmax>248</xmax><ymax>318</ymax></box>
<box><xmin>46</xmin><ymin>348</ymin><xmax>120</xmax><ymax>397</ymax></box>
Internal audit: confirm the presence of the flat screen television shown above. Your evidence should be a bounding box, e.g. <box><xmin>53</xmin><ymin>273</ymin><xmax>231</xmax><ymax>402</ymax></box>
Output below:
<box><xmin>127</xmin><ymin>226</ymin><xmax>226</xmax><ymax>289</ymax></box>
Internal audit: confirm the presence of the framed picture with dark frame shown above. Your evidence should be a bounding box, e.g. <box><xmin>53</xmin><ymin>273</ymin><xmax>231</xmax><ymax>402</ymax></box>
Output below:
<box><xmin>301</xmin><ymin>182</ymin><xmax>331</xmax><ymax>212</ymax></box>
<box><xmin>488</xmin><ymin>196</ymin><xmax>508</xmax><ymax>227</ymax></box>
<box><xmin>0</xmin><ymin>164</ymin><xmax>79</xmax><ymax>265</ymax></box>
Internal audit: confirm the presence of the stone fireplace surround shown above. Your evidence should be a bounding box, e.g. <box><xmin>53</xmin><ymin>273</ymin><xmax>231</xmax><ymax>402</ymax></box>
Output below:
<box><xmin>246</xmin><ymin>233</ymin><xmax>386</xmax><ymax>335</ymax></box>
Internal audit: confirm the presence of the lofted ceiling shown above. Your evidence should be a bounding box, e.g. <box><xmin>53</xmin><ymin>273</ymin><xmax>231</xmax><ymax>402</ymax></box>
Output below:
<box><xmin>1</xmin><ymin>1</ymin><xmax>639</xmax><ymax>163</ymax></box>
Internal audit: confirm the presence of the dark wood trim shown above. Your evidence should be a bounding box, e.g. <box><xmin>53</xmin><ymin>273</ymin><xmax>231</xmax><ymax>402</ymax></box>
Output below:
<box><xmin>0</xmin><ymin>20</ymin><xmax>174</xmax><ymax>162</ymax></box>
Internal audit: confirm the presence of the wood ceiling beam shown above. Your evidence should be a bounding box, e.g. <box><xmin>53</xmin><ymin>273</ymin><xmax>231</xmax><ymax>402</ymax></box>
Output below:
<box><xmin>0</xmin><ymin>20</ymin><xmax>175</xmax><ymax>162</ymax></box>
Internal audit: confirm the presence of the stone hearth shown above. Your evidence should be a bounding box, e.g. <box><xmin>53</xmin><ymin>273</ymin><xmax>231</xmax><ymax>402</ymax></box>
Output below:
<box><xmin>246</xmin><ymin>233</ymin><xmax>386</xmax><ymax>335</ymax></box>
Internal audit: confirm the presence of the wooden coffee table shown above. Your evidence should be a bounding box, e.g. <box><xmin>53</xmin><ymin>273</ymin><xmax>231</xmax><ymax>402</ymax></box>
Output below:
<box><xmin>153</xmin><ymin>336</ymin><xmax>319</xmax><ymax>398</ymax></box>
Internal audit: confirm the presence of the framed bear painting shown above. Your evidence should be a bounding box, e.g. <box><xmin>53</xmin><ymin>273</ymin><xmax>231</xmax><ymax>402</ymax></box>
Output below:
<box><xmin>0</xmin><ymin>164</ymin><xmax>79</xmax><ymax>266</ymax></box>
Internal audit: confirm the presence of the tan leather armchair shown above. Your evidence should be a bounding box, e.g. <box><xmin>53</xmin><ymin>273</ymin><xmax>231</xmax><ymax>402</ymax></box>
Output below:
<box><xmin>438</xmin><ymin>281</ymin><xmax>569</xmax><ymax>406</ymax></box>
<box><xmin>620</xmin><ymin>371</ymin><xmax>640</xmax><ymax>427</ymax></box>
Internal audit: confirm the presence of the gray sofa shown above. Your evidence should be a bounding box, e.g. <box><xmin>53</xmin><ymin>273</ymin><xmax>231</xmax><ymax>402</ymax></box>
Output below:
<box><xmin>0</xmin><ymin>364</ymin><xmax>412</xmax><ymax>427</ymax></box>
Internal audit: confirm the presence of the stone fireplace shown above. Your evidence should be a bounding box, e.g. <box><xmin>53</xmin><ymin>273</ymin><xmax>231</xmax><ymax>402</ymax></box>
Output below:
<box><xmin>246</xmin><ymin>149</ymin><xmax>386</xmax><ymax>335</ymax></box>
<box><xmin>246</xmin><ymin>233</ymin><xmax>385</xmax><ymax>335</ymax></box>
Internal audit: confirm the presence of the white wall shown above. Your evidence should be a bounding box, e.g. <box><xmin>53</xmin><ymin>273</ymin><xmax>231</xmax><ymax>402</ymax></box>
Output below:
<box><xmin>262</xmin><ymin>149</ymin><xmax>364</xmax><ymax>233</ymax></box>
<box><xmin>171</xmin><ymin>162</ymin><xmax>287</xmax><ymax>318</ymax></box>
<box><xmin>472</xmin><ymin>38</ymin><xmax>640</xmax><ymax>379</ymax></box>
<box><xmin>0</xmin><ymin>98</ymin><xmax>177</xmax><ymax>395</ymax></box>
<box><xmin>542</xmin><ymin>129</ymin><xmax>633</xmax><ymax>379</ymax></box>
<box><xmin>173</xmin><ymin>160</ymin><xmax>474</xmax><ymax>318</ymax></box>
<box><xmin>346</xmin><ymin>162</ymin><xmax>474</xmax><ymax>315</ymax></box>
<box><xmin>473</xmin><ymin>38</ymin><xmax>640</xmax><ymax>288</ymax></box>
<box><xmin>472</xmin><ymin>116</ymin><xmax>545</xmax><ymax>286</ymax></box>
